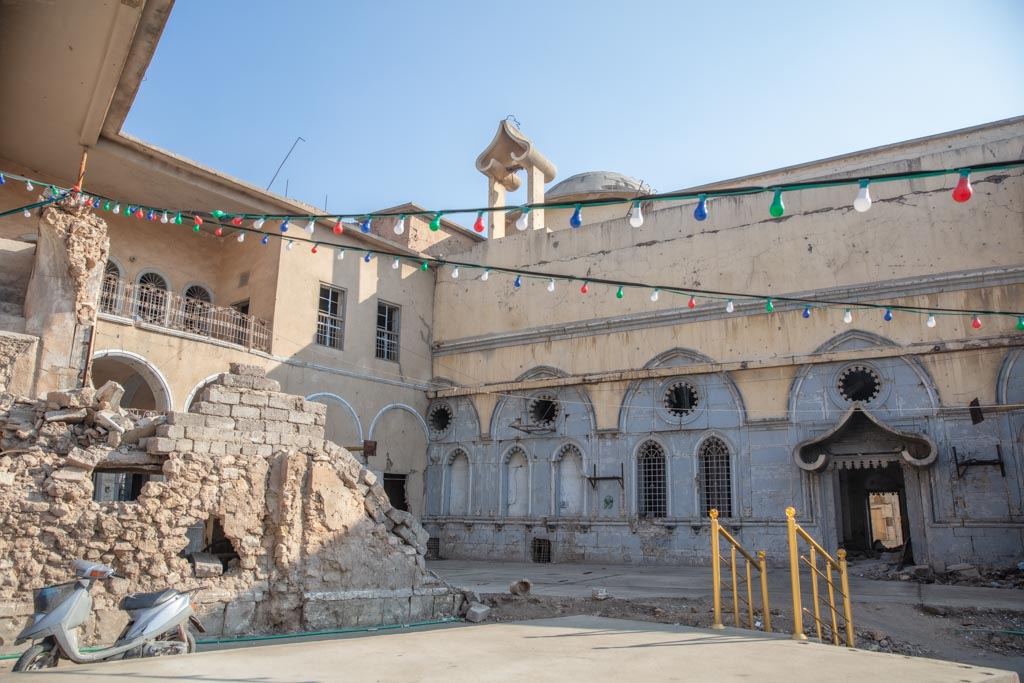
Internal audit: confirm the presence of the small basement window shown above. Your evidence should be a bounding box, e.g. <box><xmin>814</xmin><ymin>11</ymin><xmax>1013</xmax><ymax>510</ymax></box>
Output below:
<box><xmin>92</xmin><ymin>470</ymin><xmax>164</xmax><ymax>502</ymax></box>
<box><xmin>531</xmin><ymin>538</ymin><xmax>552</xmax><ymax>563</ymax></box>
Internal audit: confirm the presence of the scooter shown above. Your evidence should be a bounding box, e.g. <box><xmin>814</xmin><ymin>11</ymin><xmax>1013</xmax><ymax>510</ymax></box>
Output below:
<box><xmin>13</xmin><ymin>559</ymin><xmax>205</xmax><ymax>672</ymax></box>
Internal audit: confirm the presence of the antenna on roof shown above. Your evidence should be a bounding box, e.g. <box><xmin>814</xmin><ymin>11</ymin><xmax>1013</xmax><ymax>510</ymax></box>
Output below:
<box><xmin>267</xmin><ymin>136</ymin><xmax>306</xmax><ymax>191</ymax></box>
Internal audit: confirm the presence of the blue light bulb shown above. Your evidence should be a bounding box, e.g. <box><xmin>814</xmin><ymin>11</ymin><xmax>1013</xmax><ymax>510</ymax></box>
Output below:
<box><xmin>146</xmin><ymin>209</ymin><xmax>154</xmax><ymax>220</ymax></box>
<box><xmin>279</xmin><ymin>219</ymin><xmax>289</xmax><ymax>233</ymax></box>
<box><xmin>361</xmin><ymin>217</ymin><xmax>371</xmax><ymax>233</ymax></box>
<box><xmin>514</xmin><ymin>274</ymin><xmax>521</xmax><ymax>288</ymax></box>
<box><xmin>802</xmin><ymin>306</ymin><xmax>811</xmax><ymax>318</ymax></box>
<box><xmin>884</xmin><ymin>308</ymin><xmax>893</xmax><ymax>322</ymax></box>
<box><xmin>694</xmin><ymin>194</ymin><xmax>708</xmax><ymax>221</ymax></box>
<box><xmin>364</xmin><ymin>252</ymin><xmax>372</xmax><ymax>263</ymax></box>
<box><xmin>0</xmin><ymin>174</ymin><xmax>5</xmax><ymax>184</ymax></box>
<box><xmin>570</xmin><ymin>204</ymin><xmax>582</xmax><ymax>228</ymax></box>
<box><xmin>261</xmin><ymin>234</ymin><xmax>269</xmax><ymax>245</ymax></box>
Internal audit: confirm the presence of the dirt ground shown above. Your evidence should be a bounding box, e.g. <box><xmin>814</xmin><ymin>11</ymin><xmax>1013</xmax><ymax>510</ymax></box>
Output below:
<box><xmin>482</xmin><ymin>592</ymin><xmax>1024</xmax><ymax>676</ymax></box>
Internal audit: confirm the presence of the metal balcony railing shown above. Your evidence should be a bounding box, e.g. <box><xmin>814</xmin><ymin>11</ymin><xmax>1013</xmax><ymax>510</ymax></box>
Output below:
<box><xmin>98</xmin><ymin>276</ymin><xmax>272</xmax><ymax>353</ymax></box>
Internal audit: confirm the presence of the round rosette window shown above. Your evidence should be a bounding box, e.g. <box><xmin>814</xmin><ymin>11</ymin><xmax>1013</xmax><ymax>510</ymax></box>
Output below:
<box><xmin>528</xmin><ymin>394</ymin><xmax>560</xmax><ymax>428</ymax></box>
<box><xmin>427</xmin><ymin>402</ymin><xmax>454</xmax><ymax>437</ymax></box>
<box><xmin>663</xmin><ymin>381</ymin><xmax>700</xmax><ymax>417</ymax></box>
<box><xmin>837</xmin><ymin>365</ymin><xmax>882</xmax><ymax>403</ymax></box>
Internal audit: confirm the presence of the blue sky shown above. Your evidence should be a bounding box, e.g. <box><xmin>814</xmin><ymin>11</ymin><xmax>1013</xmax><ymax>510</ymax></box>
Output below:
<box><xmin>125</xmin><ymin>1</ymin><xmax>1024</xmax><ymax>223</ymax></box>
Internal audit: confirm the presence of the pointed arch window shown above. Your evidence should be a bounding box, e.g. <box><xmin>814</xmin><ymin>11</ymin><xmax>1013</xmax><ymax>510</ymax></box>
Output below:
<box><xmin>556</xmin><ymin>444</ymin><xmax>585</xmax><ymax>517</ymax></box>
<box><xmin>504</xmin><ymin>446</ymin><xmax>529</xmax><ymax>517</ymax></box>
<box><xmin>446</xmin><ymin>449</ymin><xmax>470</xmax><ymax>517</ymax></box>
<box><xmin>699</xmin><ymin>436</ymin><xmax>732</xmax><ymax>518</ymax></box>
<box><xmin>637</xmin><ymin>440</ymin><xmax>666</xmax><ymax>518</ymax></box>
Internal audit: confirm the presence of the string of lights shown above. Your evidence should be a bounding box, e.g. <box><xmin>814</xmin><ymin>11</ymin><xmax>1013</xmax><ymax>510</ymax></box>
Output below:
<box><xmin>2</xmin><ymin>167</ymin><xmax>1023</xmax><ymax>329</ymax></box>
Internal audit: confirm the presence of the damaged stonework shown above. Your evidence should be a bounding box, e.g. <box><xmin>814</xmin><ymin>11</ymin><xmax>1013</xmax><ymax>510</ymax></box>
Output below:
<box><xmin>0</xmin><ymin>332</ymin><xmax>37</xmax><ymax>396</ymax></box>
<box><xmin>0</xmin><ymin>363</ymin><xmax>466</xmax><ymax>654</ymax></box>
<box><xmin>21</xmin><ymin>196</ymin><xmax>109</xmax><ymax>396</ymax></box>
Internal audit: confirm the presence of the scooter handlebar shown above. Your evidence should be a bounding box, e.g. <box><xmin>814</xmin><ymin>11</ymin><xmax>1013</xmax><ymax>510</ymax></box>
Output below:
<box><xmin>110</xmin><ymin>572</ymin><xmax>127</xmax><ymax>579</ymax></box>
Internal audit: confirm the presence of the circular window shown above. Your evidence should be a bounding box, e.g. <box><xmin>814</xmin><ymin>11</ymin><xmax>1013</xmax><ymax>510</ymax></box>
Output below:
<box><xmin>528</xmin><ymin>394</ymin><xmax>560</xmax><ymax>427</ymax></box>
<box><xmin>837</xmin><ymin>365</ymin><xmax>882</xmax><ymax>403</ymax></box>
<box><xmin>664</xmin><ymin>381</ymin><xmax>699</xmax><ymax>417</ymax></box>
<box><xmin>427</xmin><ymin>403</ymin><xmax>453</xmax><ymax>436</ymax></box>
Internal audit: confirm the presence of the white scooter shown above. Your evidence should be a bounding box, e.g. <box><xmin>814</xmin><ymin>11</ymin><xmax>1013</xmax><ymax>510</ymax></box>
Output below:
<box><xmin>13</xmin><ymin>560</ymin><xmax>205</xmax><ymax>672</ymax></box>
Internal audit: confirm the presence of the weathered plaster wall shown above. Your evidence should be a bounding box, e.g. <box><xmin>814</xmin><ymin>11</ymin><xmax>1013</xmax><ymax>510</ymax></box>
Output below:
<box><xmin>0</xmin><ymin>364</ymin><xmax>462</xmax><ymax>655</ymax></box>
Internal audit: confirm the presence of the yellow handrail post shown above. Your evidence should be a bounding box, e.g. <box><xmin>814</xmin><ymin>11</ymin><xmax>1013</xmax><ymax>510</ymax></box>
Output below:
<box><xmin>730</xmin><ymin>546</ymin><xmax>740</xmax><ymax>627</ymax></box>
<box><xmin>786</xmin><ymin>507</ymin><xmax>806</xmax><ymax>640</ymax></box>
<box><xmin>809</xmin><ymin>548</ymin><xmax>822</xmax><ymax>642</ymax></box>
<box><xmin>826</xmin><ymin>563</ymin><xmax>840</xmax><ymax>645</ymax></box>
<box><xmin>745</xmin><ymin>560</ymin><xmax>754</xmax><ymax>628</ymax></box>
<box><xmin>839</xmin><ymin>550</ymin><xmax>855</xmax><ymax>647</ymax></box>
<box><xmin>758</xmin><ymin>550</ymin><xmax>772</xmax><ymax>632</ymax></box>
<box><xmin>710</xmin><ymin>509</ymin><xmax>725</xmax><ymax>630</ymax></box>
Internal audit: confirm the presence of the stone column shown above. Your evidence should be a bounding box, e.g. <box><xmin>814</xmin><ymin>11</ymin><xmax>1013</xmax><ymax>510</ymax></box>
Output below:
<box><xmin>527</xmin><ymin>166</ymin><xmax>546</xmax><ymax>231</ymax></box>
<box><xmin>22</xmin><ymin>198</ymin><xmax>109</xmax><ymax>395</ymax></box>
<box><xmin>488</xmin><ymin>179</ymin><xmax>506</xmax><ymax>239</ymax></box>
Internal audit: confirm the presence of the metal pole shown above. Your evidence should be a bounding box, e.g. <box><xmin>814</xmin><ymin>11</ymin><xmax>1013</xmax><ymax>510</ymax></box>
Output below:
<box><xmin>758</xmin><ymin>550</ymin><xmax>772</xmax><ymax>632</ymax></box>
<box><xmin>710</xmin><ymin>509</ymin><xmax>724</xmax><ymax>630</ymax></box>
<box><xmin>745</xmin><ymin>560</ymin><xmax>754</xmax><ymax>628</ymax></box>
<box><xmin>731</xmin><ymin>546</ymin><xmax>740</xmax><ymax>627</ymax></box>
<box><xmin>786</xmin><ymin>507</ymin><xmax>806</xmax><ymax>640</ymax></box>
<box><xmin>810</xmin><ymin>548</ymin><xmax>822</xmax><ymax>642</ymax></box>
<box><xmin>267</xmin><ymin>136</ymin><xmax>305</xmax><ymax>191</ymax></box>
<box><xmin>839</xmin><ymin>550</ymin><xmax>855</xmax><ymax>647</ymax></box>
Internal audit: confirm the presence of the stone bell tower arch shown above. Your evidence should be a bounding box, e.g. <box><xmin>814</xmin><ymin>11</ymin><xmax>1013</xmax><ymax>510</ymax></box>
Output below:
<box><xmin>475</xmin><ymin>120</ymin><xmax>557</xmax><ymax>239</ymax></box>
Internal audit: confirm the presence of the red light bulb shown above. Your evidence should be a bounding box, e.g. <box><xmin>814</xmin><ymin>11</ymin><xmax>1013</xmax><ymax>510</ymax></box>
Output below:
<box><xmin>135</xmin><ymin>207</ymin><xmax>144</xmax><ymax>219</ymax></box>
<box><xmin>952</xmin><ymin>171</ymin><xmax>972</xmax><ymax>203</ymax></box>
<box><xmin>333</xmin><ymin>220</ymin><xmax>343</xmax><ymax>235</ymax></box>
<box><xmin>473</xmin><ymin>213</ymin><xmax>485</xmax><ymax>233</ymax></box>
<box><xmin>971</xmin><ymin>315</ymin><xmax>982</xmax><ymax>329</ymax></box>
<box><xmin>580</xmin><ymin>282</ymin><xmax>588</xmax><ymax>294</ymax></box>
<box><xmin>688</xmin><ymin>295</ymin><xmax>696</xmax><ymax>309</ymax></box>
<box><xmin>311</xmin><ymin>245</ymin><xmax>318</xmax><ymax>254</ymax></box>
<box><xmin>214</xmin><ymin>227</ymin><xmax>223</xmax><ymax>236</ymax></box>
<box><xmin>231</xmin><ymin>216</ymin><xmax>243</xmax><ymax>226</ymax></box>
<box><xmin>193</xmin><ymin>215</ymin><xmax>203</xmax><ymax>226</ymax></box>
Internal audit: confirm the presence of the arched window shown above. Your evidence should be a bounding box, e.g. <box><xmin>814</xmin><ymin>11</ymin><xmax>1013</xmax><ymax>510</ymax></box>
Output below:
<box><xmin>556</xmin><ymin>445</ymin><xmax>585</xmax><ymax>517</ymax></box>
<box><xmin>699</xmin><ymin>436</ymin><xmax>732</xmax><ymax>518</ymax></box>
<box><xmin>637</xmin><ymin>440</ymin><xmax>666</xmax><ymax>518</ymax></box>
<box><xmin>183</xmin><ymin>284</ymin><xmax>213</xmax><ymax>334</ymax></box>
<box><xmin>504</xmin><ymin>447</ymin><xmax>529</xmax><ymax>517</ymax></box>
<box><xmin>99</xmin><ymin>260</ymin><xmax>123</xmax><ymax>315</ymax></box>
<box><xmin>446</xmin><ymin>450</ymin><xmax>470</xmax><ymax>516</ymax></box>
<box><xmin>135</xmin><ymin>272</ymin><xmax>169</xmax><ymax>324</ymax></box>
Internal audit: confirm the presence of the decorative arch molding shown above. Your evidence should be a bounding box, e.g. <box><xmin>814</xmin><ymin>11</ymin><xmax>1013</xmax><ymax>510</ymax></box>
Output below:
<box><xmin>368</xmin><ymin>403</ymin><xmax>429</xmax><ymax>441</ymax></box>
<box><xmin>793</xmin><ymin>406</ymin><xmax>938</xmax><ymax>472</ymax></box>
<box><xmin>91</xmin><ymin>350</ymin><xmax>174</xmax><ymax>411</ymax></box>
<box><xmin>618</xmin><ymin>348</ymin><xmax>747</xmax><ymax>431</ymax></box>
<box><xmin>501</xmin><ymin>444</ymin><xmax>532</xmax><ymax>517</ymax></box>
<box><xmin>489</xmin><ymin>369</ymin><xmax>598</xmax><ymax>437</ymax></box>
<box><xmin>515</xmin><ymin>365</ymin><xmax>571</xmax><ymax>382</ymax></box>
<box><xmin>182</xmin><ymin>281</ymin><xmax>215</xmax><ymax>305</ymax></box>
<box><xmin>552</xmin><ymin>439</ymin><xmax>588</xmax><ymax>462</ymax></box>
<box><xmin>787</xmin><ymin>330</ymin><xmax>940</xmax><ymax>418</ymax></box>
<box><xmin>104</xmin><ymin>255</ymin><xmax>124</xmax><ymax>278</ymax></box>
<box><xmin>693</xmin><ymin>430</ymin><xmax>739</xmax><ymax>458</ymax></box>
<box><xmin>306</xmin><ymin>392</ymin><xmax>364</xmax><ymax>442</ymax></box>
<box><xmin>184</xmin><ymin>374</ymin><xmax>223</xmax><ymax>412</ymax></box>
<box><xmin>996</xmin><ymin>348</ymin><xmax>1024</xmax><ymax>405</ymax></box>
<box><xmin>135</xmin><ymin>268</ymin><xmax>172</xmax><ymax>291</ymax></box>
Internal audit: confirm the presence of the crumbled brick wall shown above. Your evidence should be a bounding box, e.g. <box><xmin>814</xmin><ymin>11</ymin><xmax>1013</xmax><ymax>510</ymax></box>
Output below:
<box><xmin>0</xmin><ymin>363</ymin><xmax>464</xmax><ymax>654</ymax></box>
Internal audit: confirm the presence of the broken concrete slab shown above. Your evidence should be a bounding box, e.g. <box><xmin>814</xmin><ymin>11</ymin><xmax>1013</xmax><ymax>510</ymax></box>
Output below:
<box><xmin>93</xmin><ymin>410</ymin><xmax>126</xmax><ymax>434</ymax></box>
<box><xmin>46</xmin><ymin>387</ymin><xmax>96</xmax><ymax>409</ymax></box>
<box><xmin>45</xmin><ymin>408</ymin><xmax>87</xmax><ymax>423</ymax></box>
<box><xmin>93</xmin><ymin>380</ymin><xmax>124</xmax><ymax>412</ymax></box>
<box><xmin>465</xmin><ymin>602</ymin><xmax>491</xmax><ymax>623</ymax></box>
<box><xmin>189</xmin><ymin>552</ymin><xmax>225</xmax><ymax>578</ymax></box>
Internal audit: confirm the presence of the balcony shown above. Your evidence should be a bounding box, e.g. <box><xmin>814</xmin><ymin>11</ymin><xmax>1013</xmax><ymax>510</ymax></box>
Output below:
<box><xmin>98</xmin><ymin>276</ymin><xmax>272</xmax><ymax>353</ymax></box>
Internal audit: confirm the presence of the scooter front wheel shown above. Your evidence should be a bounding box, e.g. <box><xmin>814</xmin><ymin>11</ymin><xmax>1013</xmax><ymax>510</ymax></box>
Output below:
<box><xmin>13</xmin><ymin>642</ymin><xmax>58</xmax><ymax>671</ymax></box>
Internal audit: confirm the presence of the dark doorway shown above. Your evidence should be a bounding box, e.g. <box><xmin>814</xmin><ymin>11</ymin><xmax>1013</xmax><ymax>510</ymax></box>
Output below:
<box><xmin>838</xmin><ymin>463</ymin><xmax>910</xmax><ymax>556</ymax></box>
<box><xmin>383</xmin><ymin>473</ymin><xmax>408</xmax><ymax>511</ymax></box>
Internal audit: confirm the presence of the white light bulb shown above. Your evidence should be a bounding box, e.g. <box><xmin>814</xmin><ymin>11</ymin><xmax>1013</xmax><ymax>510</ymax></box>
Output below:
<box><xmin>515</xmin><ymin>211</ymin><xmax>529</xmax><ymax>231</ymax></box>
<box><xmin>853</xmin><ymin>182</ymin><xmax>872</xmax><ymax>213</ymax></box>
<box><xmin>304</xmin><ymin>218</ymin><xmax>316</xmax><ymax>234</ymax></box>
<box><xmin>161</xmin><ymin>211</ymin><xmax>169</xmax><ymax>224</ymax></box>
<box><xmin>254</xmin><ymin>217</ymin><xmax>266</xmax><ymax>230</ymax></box>
<box><xmin>394</xmin><ymin>216</ymin><xmax>406</xmax><ymax>235</ymax></box>
<box><xmin>726</xmin><ymin>299</ymin><xmax>735</xmax><ymax>313</ymax></box>
<box><xmin>236</xmin><ymin>232</ymin><xmax>245</xmax><ymax>242</ymax></box>
<box><xmin>286</xmin><ymin>241</ymin><xmax>294</xmax><ymax>251</ymax></box>
<box><xmin>843</xmin><ymin>309</ymin><xmax>853</xmax><ymax>324</ymax></box>
<box><xmin>481</xmin><ymin>269</ymin><xmax>489</xmax><ymax>281</ymax></box>
<box><xmin>25</xmin><ymin>181</ymin><xmax>33</xmax><ymax>192</ymax></box>
<box><xmin>547</xmin><ymin>278</ymin><xmax>555</xmax><ymax>293</ymax></box>
<box><xmin>337</xmin><ymin>249</ymin><xmax>345</xmax><ymax>260</ymax></box>
<box><xmin>451</xmin><ymin>265</ymin><xmax>459</xmax><ymax>279</ymax></box>
<box><xmin>113</xmin><ymin>203</ymin><xmax>121</xmax><ymax>215</ymax></box>
<box><xmin>926</xmin><ymin>314</ymin><xmax>936</xmax><ymax>328</ymax></box>
<box><xmin>650</xmin><ymin>289</ymin><xmax>659</xmax><ymax>302</ymax></box>
<box><xmin>629</xmin><ymin>202</ymin><xmax>644</xmax><ymax>228</ymax></box>
<box><xmin>23</xmin><ymin>208</ymin><xmax>31</xmax><ymax>218</ymax></box>
<box><xmin>392</xmin><ymin>257</ymin><xmax>400</xmax><ymax>270</ymax></box>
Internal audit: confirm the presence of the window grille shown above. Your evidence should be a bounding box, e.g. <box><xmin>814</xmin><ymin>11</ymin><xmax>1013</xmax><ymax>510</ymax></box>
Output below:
<box><xmin>637</xmin><ymin>440</ymin><xmax>667</xmax><ymax>518</ymax></box>
<box><xmin>316</xmin><ymin>285</ymin><xmax>345</xmax><ymax>350</ymax></box>
<box><xmin>700</xmin><ymin>436</ymin><xmax>732</xmax><ymax>518</ymax></box>
<box><xmin>531</xmin><ymin>538</ymin><xmax>551</xmax><ymax>563</ymax></box>
<box><xmin>376</xmin><ymin>301</ymin><xmax>400</xmax><ymax>361</ymax></box>
<box><xmin>99</xmin><ymin>262</ymin><xmax>122</xmax><ymax>315</ymax></box>
<box><xmin>183</xmin><ymin>285</ymin><xmax>213</xmax><ymax>334</ymax></box>
<box><xmin>135</xmin><ymin>272</ymin><xmax>169</xmax><ymax>323</ymax></box>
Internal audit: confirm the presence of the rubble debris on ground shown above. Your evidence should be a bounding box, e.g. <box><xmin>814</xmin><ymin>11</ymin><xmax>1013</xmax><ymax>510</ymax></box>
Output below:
<box><xmin>848</xmin><ymin>558</ymin><xmax>1024</xmax><ymax>589</ymax></box>
<box><xmin>465</xmin><ymin>603</ymin><xmax>492</xmax><ymax>623</ymax></box>
<box><xmin>0</xmin><ymin>363</ymin><xmax>468</xmax><ymax>654</ymax></box>
<box><xmin>509</xmin><ymin>579</ymin><xmax>532</xmax><ymax>596</ymax></box>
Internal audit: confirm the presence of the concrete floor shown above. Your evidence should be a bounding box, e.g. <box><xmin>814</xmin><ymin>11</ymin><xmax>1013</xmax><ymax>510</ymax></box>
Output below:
<box><xmin>0</xmin><ymin>616</ymin><xmax>1017</xmax><ymax>683</ymax></box>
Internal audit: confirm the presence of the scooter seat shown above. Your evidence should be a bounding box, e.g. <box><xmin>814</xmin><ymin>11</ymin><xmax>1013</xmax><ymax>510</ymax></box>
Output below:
<box><xmin>121</xmin><ymin>588</ymin><xmax>179</xmax><ymax>611</ymax></box>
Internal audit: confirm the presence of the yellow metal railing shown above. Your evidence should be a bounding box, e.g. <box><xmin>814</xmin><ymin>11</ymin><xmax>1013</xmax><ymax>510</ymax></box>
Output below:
<box><xmin>709</xmin><ymin>509</ymin><xmax>771</xmax><ymax>632</ymax></box>
<box><xmin>785</xmin><ymin>506</ymin><xmax>854</xmax><ymax>646</ymax></box>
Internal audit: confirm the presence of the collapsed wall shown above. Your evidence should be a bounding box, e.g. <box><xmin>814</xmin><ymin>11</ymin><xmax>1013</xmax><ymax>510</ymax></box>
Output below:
<box><xmin>0</xmin><ymin>363</ymin><xmax>465</xmax><ymax>654</ymax></box>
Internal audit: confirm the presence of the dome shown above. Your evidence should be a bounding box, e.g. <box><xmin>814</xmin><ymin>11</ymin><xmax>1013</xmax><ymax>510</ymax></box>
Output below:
<box><xmin>545</xmin><ymin>172</ymin><xmax>653</xmax><ymax>201</ymax></box>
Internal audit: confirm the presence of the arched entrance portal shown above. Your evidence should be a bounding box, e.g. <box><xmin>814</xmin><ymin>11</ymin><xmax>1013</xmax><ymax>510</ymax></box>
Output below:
<box><xmin>90</xmin><ymin>351</ymin><xmax>173</xmax><ymax>412</ymax></box>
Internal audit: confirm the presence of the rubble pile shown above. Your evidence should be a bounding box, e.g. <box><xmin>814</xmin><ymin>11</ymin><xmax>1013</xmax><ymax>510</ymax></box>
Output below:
<box><xmin>0</xmin><ymin>363</ymin><xmax>465</xmax><ymax>654</ymax></box>
<box><xmin>850</xmin><ymin>558</ymin><xmax>1024</xmax><ymax>589</ymax></box>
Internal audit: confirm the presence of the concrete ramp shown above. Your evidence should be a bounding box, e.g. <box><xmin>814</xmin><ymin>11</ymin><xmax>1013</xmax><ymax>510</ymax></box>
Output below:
<box><xmin>1</xmin><ymin>616</ymin><xmax>1016</xmax><ymax>682</ymax></box>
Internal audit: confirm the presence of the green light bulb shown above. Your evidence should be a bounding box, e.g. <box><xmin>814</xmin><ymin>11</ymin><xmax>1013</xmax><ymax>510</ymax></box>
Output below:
<box><xmin>103</xmin><ymin>201</ymin><xmax>111</xmax><ymax>211</ymax></box>
<box><xmin>211</xmin><ymin>210</ymin><xmax>225</xmax><ymax>219</ymax></box>
<box><xmin>429</xmin><ymin>213</ymin><xmax>442</xmax><ymax>231</ymax></box>
<box><xmin>1018</xmin><ymin>316</ymin><xmax>1024</xmax><ymax>332</ymax></box>
<box><xmin>174</xmin><ymin>213</ymin><xmax>182</xmax><ymax>225</ymax></box>
<box><xmin>193</xmin><ymin>224</ymin><xmax>200</xmax><ymax>233</ymax></box>
<box><xmin>421</xmin><ymin>260</ymin><xmax>429</xmax><ymax>271</ymax></box>
<box><xmin>769</xmin><ymin>188</ymin><xmax>784</xmax><ymax>218</ymax></box>
<box><xmin>616</xmin><ymin>286</ymin><xmax>624</xmax><ymax>299</ymax></box>
<box><xmin>765</xmin><ymin>298</ymin><xmax>774</xmax><ymax>312</ymax></box>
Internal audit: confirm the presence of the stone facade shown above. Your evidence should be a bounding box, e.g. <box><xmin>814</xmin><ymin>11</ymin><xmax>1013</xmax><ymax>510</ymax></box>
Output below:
<box><xmin>0</xmin><ymin>363</ymin><xmax>464</xmax><ymax>655</ymax></box>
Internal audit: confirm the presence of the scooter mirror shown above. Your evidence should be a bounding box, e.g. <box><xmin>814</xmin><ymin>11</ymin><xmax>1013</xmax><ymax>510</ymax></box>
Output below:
<box><xmin>71</xmin><ymin>559</ymin><xmax>116</xmax><ymax>580</ymax></box>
